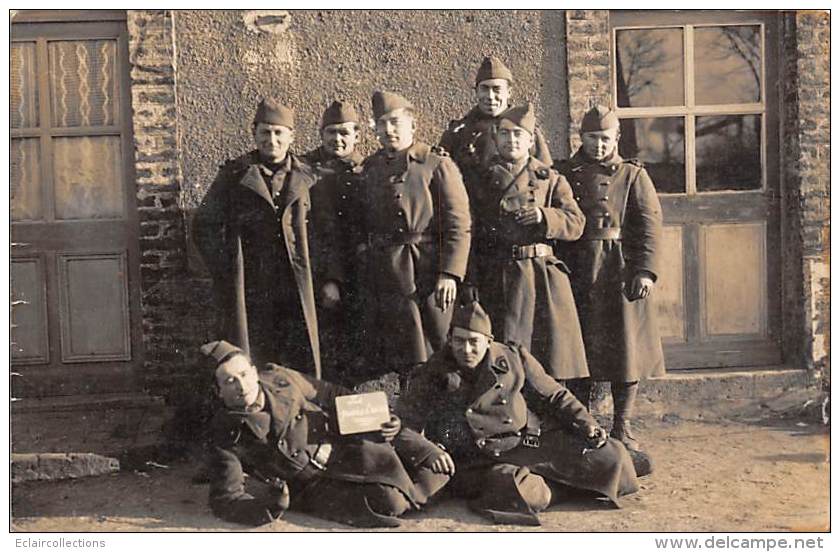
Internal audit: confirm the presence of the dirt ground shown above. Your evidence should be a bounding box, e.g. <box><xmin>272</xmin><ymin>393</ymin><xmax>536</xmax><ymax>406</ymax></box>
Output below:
<box><xmin>11</xmin><ymin>404</ymin><xmax>830</xmax><ymax>533</ymax></box>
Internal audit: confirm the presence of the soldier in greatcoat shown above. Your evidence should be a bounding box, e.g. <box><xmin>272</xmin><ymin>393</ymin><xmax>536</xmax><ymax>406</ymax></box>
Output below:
<box><xmin>303</xmin><ymin>101</ymin><xmax>366</xmax><ymax>383</ymax></box>
<box><xmin>469</xmin><ymin>103</ymin><xmax>588</xmax><ymax>382</ymax></box>
<box><xmin>555</xmin><ymin>105</ymin><xmax>666</xmax><ymax>451</ymax></box>
<box><xmin>358</xmin><ymin>91</ymin><xmax>471</xmax><ymax>378</ymax></box>
<box><xmin>193</xmin><ymin>99</ymin><xmax>328</xmax><ymax>377</ymax></box>
<box><xmin>396</xmin><ymin>302</ymin><xmax>645</xmax><ymax>526</ymax></box>
<box><xmin>202</xmin><ymin>340</ymin><xmax>450</xmax><ymax>527</ymax></box>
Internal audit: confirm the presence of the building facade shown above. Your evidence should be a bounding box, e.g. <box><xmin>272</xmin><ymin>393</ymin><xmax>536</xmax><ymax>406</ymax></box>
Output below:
<box><xmin>9</xmin><ymin>9</ymin><xmax>829</xmax><ymax>452</ymax></box>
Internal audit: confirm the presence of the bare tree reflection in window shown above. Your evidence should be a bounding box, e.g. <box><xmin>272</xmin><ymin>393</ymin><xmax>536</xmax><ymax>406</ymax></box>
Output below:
<box><xmin>695</xmin><ymin>26</ymin><xmax>761</xmax><ymax>105</ymax></box>
<box><xmin>616</xmin><ymin>28</ymin><xmax>684</xmax><ymax>108</ymax></box>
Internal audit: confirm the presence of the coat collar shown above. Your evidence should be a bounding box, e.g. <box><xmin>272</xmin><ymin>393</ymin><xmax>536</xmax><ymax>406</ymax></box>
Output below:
<box><xmin>235</xmin><ymin>153</ymin><xmax>312</xmax><ymax>208</ymax></box>
<box><xmin>570</xmin><ymin>148</ymin><xmax>623</xmax><ymax>172</ymax></box>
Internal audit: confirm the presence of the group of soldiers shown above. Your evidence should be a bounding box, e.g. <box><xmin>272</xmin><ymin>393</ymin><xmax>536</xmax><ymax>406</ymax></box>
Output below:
<box><xmin>193</xmin><ymin>55</ymin><xmax>665</xmax><ymax>528</ymax></box>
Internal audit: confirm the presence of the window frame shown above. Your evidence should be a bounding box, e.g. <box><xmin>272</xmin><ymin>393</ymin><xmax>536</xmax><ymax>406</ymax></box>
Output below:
<box><xmin>610</xmin><ymin>20</ymin><xmax>768</xmax><ymax>196</ymax></box>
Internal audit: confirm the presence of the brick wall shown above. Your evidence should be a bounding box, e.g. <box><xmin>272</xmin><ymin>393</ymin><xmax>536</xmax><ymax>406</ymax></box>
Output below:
<box><xmin>564</xmin><ymin>10</ymin><xmax>611</xmax><ymax>152</ymax></box>
<box><xmin>127</xmin><ymin>11</ymin><xmax>215</xmax><ymax>404</ymax></box>
<box><xmin>781</xmin><ymin>12</ymin><xmax>830</xmax><ymax>379</ymax></box>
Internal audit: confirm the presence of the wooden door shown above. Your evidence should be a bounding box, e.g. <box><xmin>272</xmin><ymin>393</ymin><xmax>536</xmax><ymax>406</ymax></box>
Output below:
<box><xmin>10</xmin><ymin>12</ymin><xmax>144</xmax><ymax>397</ymax></box>
<box><xmin>610</xmin><ymin>11</ymin><xmax>782</xmax><ymax>368</ymax></box>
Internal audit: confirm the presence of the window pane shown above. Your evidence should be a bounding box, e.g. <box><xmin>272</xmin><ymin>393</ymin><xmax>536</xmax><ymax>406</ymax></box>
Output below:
<box><xmin>695</xmin><ymin>25</ymin><xmax>761</xmax><ymax>105</ymax></box>
<box><xmin>49</xmin><ymin>40</ymin><xmax>120</xmax><ymax>128</ymax></box>
<box><xmin>696</xmin><ymin>115</ymin><xmax>761</xmax><ymax>192</ymax></box>
<box><xmin>618</xmin><ymin>117</ymin><xmax>686</xmax><ymax>194</ymax></box>
<box><xmin>616</xmin><ymin>28</ymin><xmax>685</xmax><ymax>107</ymax></box>
<box><xmin>11</xmin><ymin>43</ymin><xmax>40</xmax><ymax>128</ymax></box>
<box><xmin>53</xmin><ymin>136</ymin><xmax>124</xmax><ymax>220</ymax></box>
<box><xmin>11</xmin><ymin>138</ymin><xmax>43</xmax><ymax>221</ymax></box>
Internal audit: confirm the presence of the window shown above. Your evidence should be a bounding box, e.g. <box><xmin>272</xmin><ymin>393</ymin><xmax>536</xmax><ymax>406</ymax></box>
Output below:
<box><xmin>613</xmin><ymin>23</ymin><xmax>765</xmax><ymax>194</ymax></box>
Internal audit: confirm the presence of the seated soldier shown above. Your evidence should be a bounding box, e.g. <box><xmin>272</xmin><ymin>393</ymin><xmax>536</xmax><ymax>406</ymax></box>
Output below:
<box><xmin>396</xmin><ymin>301</ymin><xmax>650</xmax><ymax>526</ymax></box>
<box><xmin>202</xmin><ymin>340</ymin><xmax>449</xmax><ymax>527</ymax></box>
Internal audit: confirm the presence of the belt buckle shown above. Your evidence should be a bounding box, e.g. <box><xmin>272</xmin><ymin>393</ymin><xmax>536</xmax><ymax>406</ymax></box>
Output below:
<box><xmin>522</xmin><ymin>434</ymin><xmax>540</xmax><ymax>448</ymax></box>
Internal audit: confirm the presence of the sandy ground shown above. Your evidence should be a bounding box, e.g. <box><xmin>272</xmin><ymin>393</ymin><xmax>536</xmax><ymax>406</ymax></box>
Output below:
<box><xmin>11</xmin><ymin>407</ymin><xmax>829</xmax><ymax>533</ymax></box>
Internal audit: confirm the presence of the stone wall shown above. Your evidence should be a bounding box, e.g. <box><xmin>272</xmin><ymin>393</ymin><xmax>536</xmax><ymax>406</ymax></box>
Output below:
<box><xmin>781</xmin><ymin>12</ymin><xmax>830</xmax><ymax>380</ymax></box>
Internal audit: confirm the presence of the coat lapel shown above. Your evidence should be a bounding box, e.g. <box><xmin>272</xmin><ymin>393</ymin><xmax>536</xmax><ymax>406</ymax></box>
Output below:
<box><xmin>236</xmin><ymin>165</ymin><xmax>275</xmax><ymax>207</ymax></box>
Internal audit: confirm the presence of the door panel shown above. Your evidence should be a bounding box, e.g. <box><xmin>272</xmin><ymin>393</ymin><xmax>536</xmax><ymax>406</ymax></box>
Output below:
<box><xmin>10</xmin><ymin>14</ymin><xmax>142</xmax><ymax>397</ymax></box>
<box><xmin>656</xmin><ymin>225</ymin><xmax>686</xmax><ymax>342</ymax></box>
<box><xmin>11</xmin><ymin>257</ymin><xmax>50</xmax><ymax>364</ymax></box>
<box><xmin>58</xmin><ymin>253</ymin><xmax>131</xmax><ymax>362</ymax></box>
<box><xmin>702</xmin><ymin>223</ymin><xmax>766</xmax><ymax>337</ymax></box>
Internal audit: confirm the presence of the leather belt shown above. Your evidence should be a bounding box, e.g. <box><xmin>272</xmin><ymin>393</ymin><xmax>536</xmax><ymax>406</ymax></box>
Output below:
<box><xmin>511</xmin><ymin>243</ymin><xmax>553</xmax><ymax>260</ymax></box>
<box><xmin>581</xmin><ymin>227</ymin><xmax>622</xmax><ymax>241</ymax></box>
<box><xmin>368</xmin><ymin>231</ymin><xmax>432</xmax><ymax>247</ymax></box>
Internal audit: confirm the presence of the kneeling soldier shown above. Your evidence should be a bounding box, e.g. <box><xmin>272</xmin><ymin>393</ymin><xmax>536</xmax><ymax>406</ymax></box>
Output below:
<box><xmin>203</xmin><ymin>340</ymin><xmax>449</xmax><ymax>527</ymax></box>
<box><xmin>396</xmin><ymin>301</ymin><xmax>646</xmax><ymax>526</ymax></box>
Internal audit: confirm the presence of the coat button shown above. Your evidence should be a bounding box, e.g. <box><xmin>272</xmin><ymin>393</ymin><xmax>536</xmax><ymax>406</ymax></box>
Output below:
<box><xmin>492</xmin><ymin>450</ymin><xmax>501</xmax><ymax>457</ymax></box>
<box><xmin>341</xmin><ymin>194</ymin><xmax>347</xmax><ymax>200</ymax></box>
<box><xmin>504</xmin><ymin>418</ymin><xmax>513</xmax><ymax>424</ymax></box>
<box><xmin>600</xmin><ymin>196</ymin><xmax>609</xmax><ymax>201</ymax></box>
<box><xmin>602</xmin><ymin>212</ymin><xmax>611</xmax><ymax>218</ymax></box>
<box><xmin>477</xmin><ymin>438</ymin><xmax>486</xmax><ymax>447</ymax></box>
<box><xmin>466</xmin><ymin>407</ymin><xmax>473</xmax><ymax>414</ymax></box>
<box><xmin>499</xmin><ymin>399</ymin><xmax>508</xmax><ymax>405</ymax></box>
<box><xmin>515</xmin><ymin>431</ymin><xmax>522</xmax><ymax>437</ymax></box>
<box><xmin>295</xmin><ymin>414</ymin><xmax>303</xmax><ymax>420</ymax></box>
<box><xmin>395</xmin><ymin>193</ymin><xmax>402</xmax><ymax>199</ymax></box>
<box><xmin>574</xmin><ymin>196</ymin><xmax>581</xmax><ymax>202</ymax></box>
<box><xmin>495</xmin><ymin>383</ymin><xmax>504</xmax><ymax>389</ymax></box>
<box><xmin>277</xmin><ymin>439</ymin><xmax>285</xmax><ymax>448</ymax></box>
<box><xmin>337</xmin><ymin>211</ymin><xmax>343</xmax><ymax>216</ymax></box>
<box><xmin>291</xmin><ymin>450</ymin><xmax>299</xmax><ymax>457</ymax></box>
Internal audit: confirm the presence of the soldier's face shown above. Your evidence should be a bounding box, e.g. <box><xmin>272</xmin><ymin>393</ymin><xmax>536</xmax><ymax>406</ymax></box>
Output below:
<box><xmin>215</xmin><ymin>354</ymin><xmax>261</xmax><ymax>410</ymax></box>
<box><xmin>450</xmin><ymin>327</ymin><xmax>492</xmax><ymax>370</ymax></box>
<box><xmin>581</xmin><ymin>128</ymin><xmax>620</xmax><ymax>161</ymax></box>
<box><xmin>253</xmin><ymin>122</ymin><xmax>294</xmax><ymax>164</ymax></box>
<box><xmin>476</xmin><ymin>79</ymin><xmax>511</xmax><ymax>117</ymax></box>
<box><xmin>375</xmin><ymin>108</ymin><xmax>415</xmax><ymax>152</ymax></box>
<box><xmin>321</xmin><ymin>122</ymin><xmax>360</xmax><ymax>159</ymax></box>
<box><xmin>495</xmin><ymin>119</ymin><xmax>534</xmax><ymax>162</ymax></box>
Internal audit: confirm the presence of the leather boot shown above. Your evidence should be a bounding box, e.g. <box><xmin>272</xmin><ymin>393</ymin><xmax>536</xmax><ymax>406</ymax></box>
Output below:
<box><xmin>611</xmin><ymin>381</ymin><xmax>641</xmax><ymax>452</ymax></box>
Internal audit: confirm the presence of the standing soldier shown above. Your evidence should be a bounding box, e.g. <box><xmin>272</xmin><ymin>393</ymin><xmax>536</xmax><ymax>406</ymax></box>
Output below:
<box><xmin>555</xmin><ymin>105</ymin><xmax>666</xmax><ymax>452</ymax></box>
<box><xmin>303</xmin><ymin>101</ymin><xmax>366</xmax><ymax>383</ymax></box>
<box><xmin>193</xmin><ymin>98</ymin><xmax>323</xmax><ymax>377</ymax></box>
<box><xmin>470</xmin><ymin>103</ymin><xmax>588</xmax><ymax>383</ymax></box>
<box><xmin>359</xmin><ymin>91</ymin><xmax>471</xmax><ymax>380</ymax></box>
<box><xmin>439</xmin><ymin>55</ymin><xmax>552</xmax><ymax>195</ymax></box>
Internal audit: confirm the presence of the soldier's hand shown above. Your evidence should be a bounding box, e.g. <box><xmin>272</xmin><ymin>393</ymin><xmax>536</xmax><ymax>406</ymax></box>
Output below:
<box><xmin>380</xmin><ymin>415</ymin><xmax>401</xmax><ymax>442</ymax></box>
<box><xmin>435</xmin><ymin>274</ymin><xmax>458</xmax><ymax>311</ymax></box>
<box><xmin>629</xmin><ymin>273</ymin><xmax>655</xmax><ymax>300</ymax></box>
<box><xmin>585</xmin><ymin>425</ymin><xmax>608</xmax><ymax>449</ymax></box>
<box><xmin>271</xmin><ymin>480</ymin><xmax>291</xmax><ymax>512</ymax></box>
<box><xmin>514</xmin><ymin>206</ymin><xmax>543</xmax><ymax>226</ymax></box>
<box><xmin>429</xmin><ymin>450</ymin><xmax>456</xmax><ymax>475</ymax></box>
<box><xmin>320</xmin><ymin>281</ymin><xmax>341</xmax><ymax>309</ymax></box>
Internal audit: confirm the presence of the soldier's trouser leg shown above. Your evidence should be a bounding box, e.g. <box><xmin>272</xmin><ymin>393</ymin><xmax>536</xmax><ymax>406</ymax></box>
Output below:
<box><xmin>453</xmin><ymin>463</ymin><xmax>551</xmax><ymax>526</ymax></box>
<box><xmin>296</xmin><ymin>479</ymin><xmax>407</xmax><ymax>528</ymax></box>
<box><xmin>611</xmin><ymin>381</ymin><xmax>641</xmax><ymax>452</ymax></box>
<box><xmin>409</xmin><ymin>465</ymin><xmax>451</xmax><ymax>506</ymax></box>
<box><xmin>564</xmin><ymin>378</ymin><xmax>592</xmax><ymax>408</ymax></box>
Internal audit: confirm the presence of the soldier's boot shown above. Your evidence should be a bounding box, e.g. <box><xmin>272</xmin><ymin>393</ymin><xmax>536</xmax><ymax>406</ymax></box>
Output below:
<box><xmin>564</xmin><ymin>378</ymin><xmax>593</xmax><ymax>410</ymax></box>
<box><xmin>610</xmin><ymin>381</ymin><xmax>641</xmax><ymax>452</ymax></box>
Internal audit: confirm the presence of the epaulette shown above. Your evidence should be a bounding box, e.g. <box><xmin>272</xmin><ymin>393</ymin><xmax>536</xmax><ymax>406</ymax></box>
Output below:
<box><xmin>625</xmin><ymin>158</ymin><xmax>645</xmax><ymax>168</ymax></box>
<box><xmin>535</xmin><ymin>167</ymin><xmax>550</xmax><ymax>179</ymax></box>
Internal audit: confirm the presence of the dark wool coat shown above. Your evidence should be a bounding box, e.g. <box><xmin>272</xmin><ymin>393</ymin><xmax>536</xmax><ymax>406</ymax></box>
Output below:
<box><xmin>208</xmin><ymin>366</ymin><xmax>446</xmax><ymax>527</ymax></box>
<box><xmin>359</xmin><ymin>141</ymin><xmax>471</xmax><ymax>372</ymax></box>
<box><xmin>395</xmin><ymin>342</ymin><xmax>639</xmax><ymax>519</ymax></box>
<box><xmin>303</xmin><ymin>148</ymin><xmax>367</xmax><ymax>382</ymax></box>
<box><xmin>439</xmin><ymin>106</ymin><xmax>553</xmax><ymax>189</ymax></box>
<box><xmin>193</xmin><ymin>151</ymin><xmax>326</xmax><ymax>377</ymax></box>
<box><xmin>555</xmin><ymin>150</ymin><xmax>666</xmax><ymax>382</ymax></box>
<box><xmin>469</xmin><ymin>156</ymin><xmax>588</xmax><ymax>380</ymax></box>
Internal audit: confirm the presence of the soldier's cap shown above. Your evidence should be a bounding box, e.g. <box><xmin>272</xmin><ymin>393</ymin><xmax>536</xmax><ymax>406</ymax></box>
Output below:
<box><xmin>475</xmin><ymin>55</ymin><xmax>514</xmax><ymax>86</ymax></box>
<box><xmin>254</xmin><ymin>97</ymin><xmax>295</xmax><ymax>129</ymax></box>
<box><xmin>321</xmin><ymin>100</ymin><xmax>359</xmax><ymax>129</ymax></box>
<box><xmin>498</xmin><ymin>103</ymin><xmax>536</xmax><ymax>135</ymax></box>
<box><xmin>580</xmin><ymin>105</ymin><xmax>619</xmax><ymax>133</ymax></box>
<box><xmin>451</xmin><ymin>300</ymin><xmax>493</xmax><ymax>338</ymax></box>
<box><xmin>200</xmin><ymin>340</ymin><xmax>245</xmax><ymax>367</ymax></box>
<box><xmin>372</xmin><ymin>90</ymin><xmax>414</xmax><ymax>120</ymax></box>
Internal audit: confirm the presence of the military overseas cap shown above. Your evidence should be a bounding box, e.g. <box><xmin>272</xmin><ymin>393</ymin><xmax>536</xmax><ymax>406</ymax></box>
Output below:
<box><xmin>254</xmin><ymin>97</ymin><xmax>295</xmax><ymax>129</ymax></box>
<box><xmin>321</xmin><ymin>100</ymin><xmax>359</xmax><ymax>129</ymax></box>
<box><xmin>452</xmin><ymin>301</ymin><xmax>493</xmax><ymax>338</ymax></box>
<box><xmin>580</xmin><ymin>105</ymin><xmax>619</xmax><ymax>133</ymax></box>
<box><xmin>200</xmin><ymin>340</ymin><xmax>245</xmax><ymax>366</ymax></box>
<box><xmin>499</xmin><ymin>103</ymin><xmax>536</xmax><ymax>135</ymax></box>
<box><xmin>475</xmin><ymin>55</ymin><xmax>514</xmax><ymax>85</ymax></box>
<box><xmin>372</xmin><ymin>90</ymin><xmax>414</xmax><ymax>120</ymax></box>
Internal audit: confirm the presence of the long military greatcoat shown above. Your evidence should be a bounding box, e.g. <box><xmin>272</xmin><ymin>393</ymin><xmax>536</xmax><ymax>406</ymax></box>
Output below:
<box><xmin>470</xmin><ymin>156</ymin><xmax>588</xmax><ymax>380</ymax></box>
<box><xmin>208</xmin><ymin>365</ymin><xmax>447</xmax><ymax>527</ymax></box>
<box><xmin>555</xmin><ymin>150</ymin><xmax>666</xmax><ymax>382</ymax></box>
<box><xmin>303</xmin><ymin>148</ymin><xmax>366</xmax><ymax>381</ymax></box>
<box><xmin>396</xmin><ymin>342</ymin><xmax>639</xmax><ymax>523</ymax></box>
<box><xmin>359</xmin><ymin>141</ymin><xmax>471</xmax><ymax>373</ymax></box>
<box><xmin>193</xmin><ymin>151</ymin><xmax>325</xmax><ymax>376</ymax></box>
